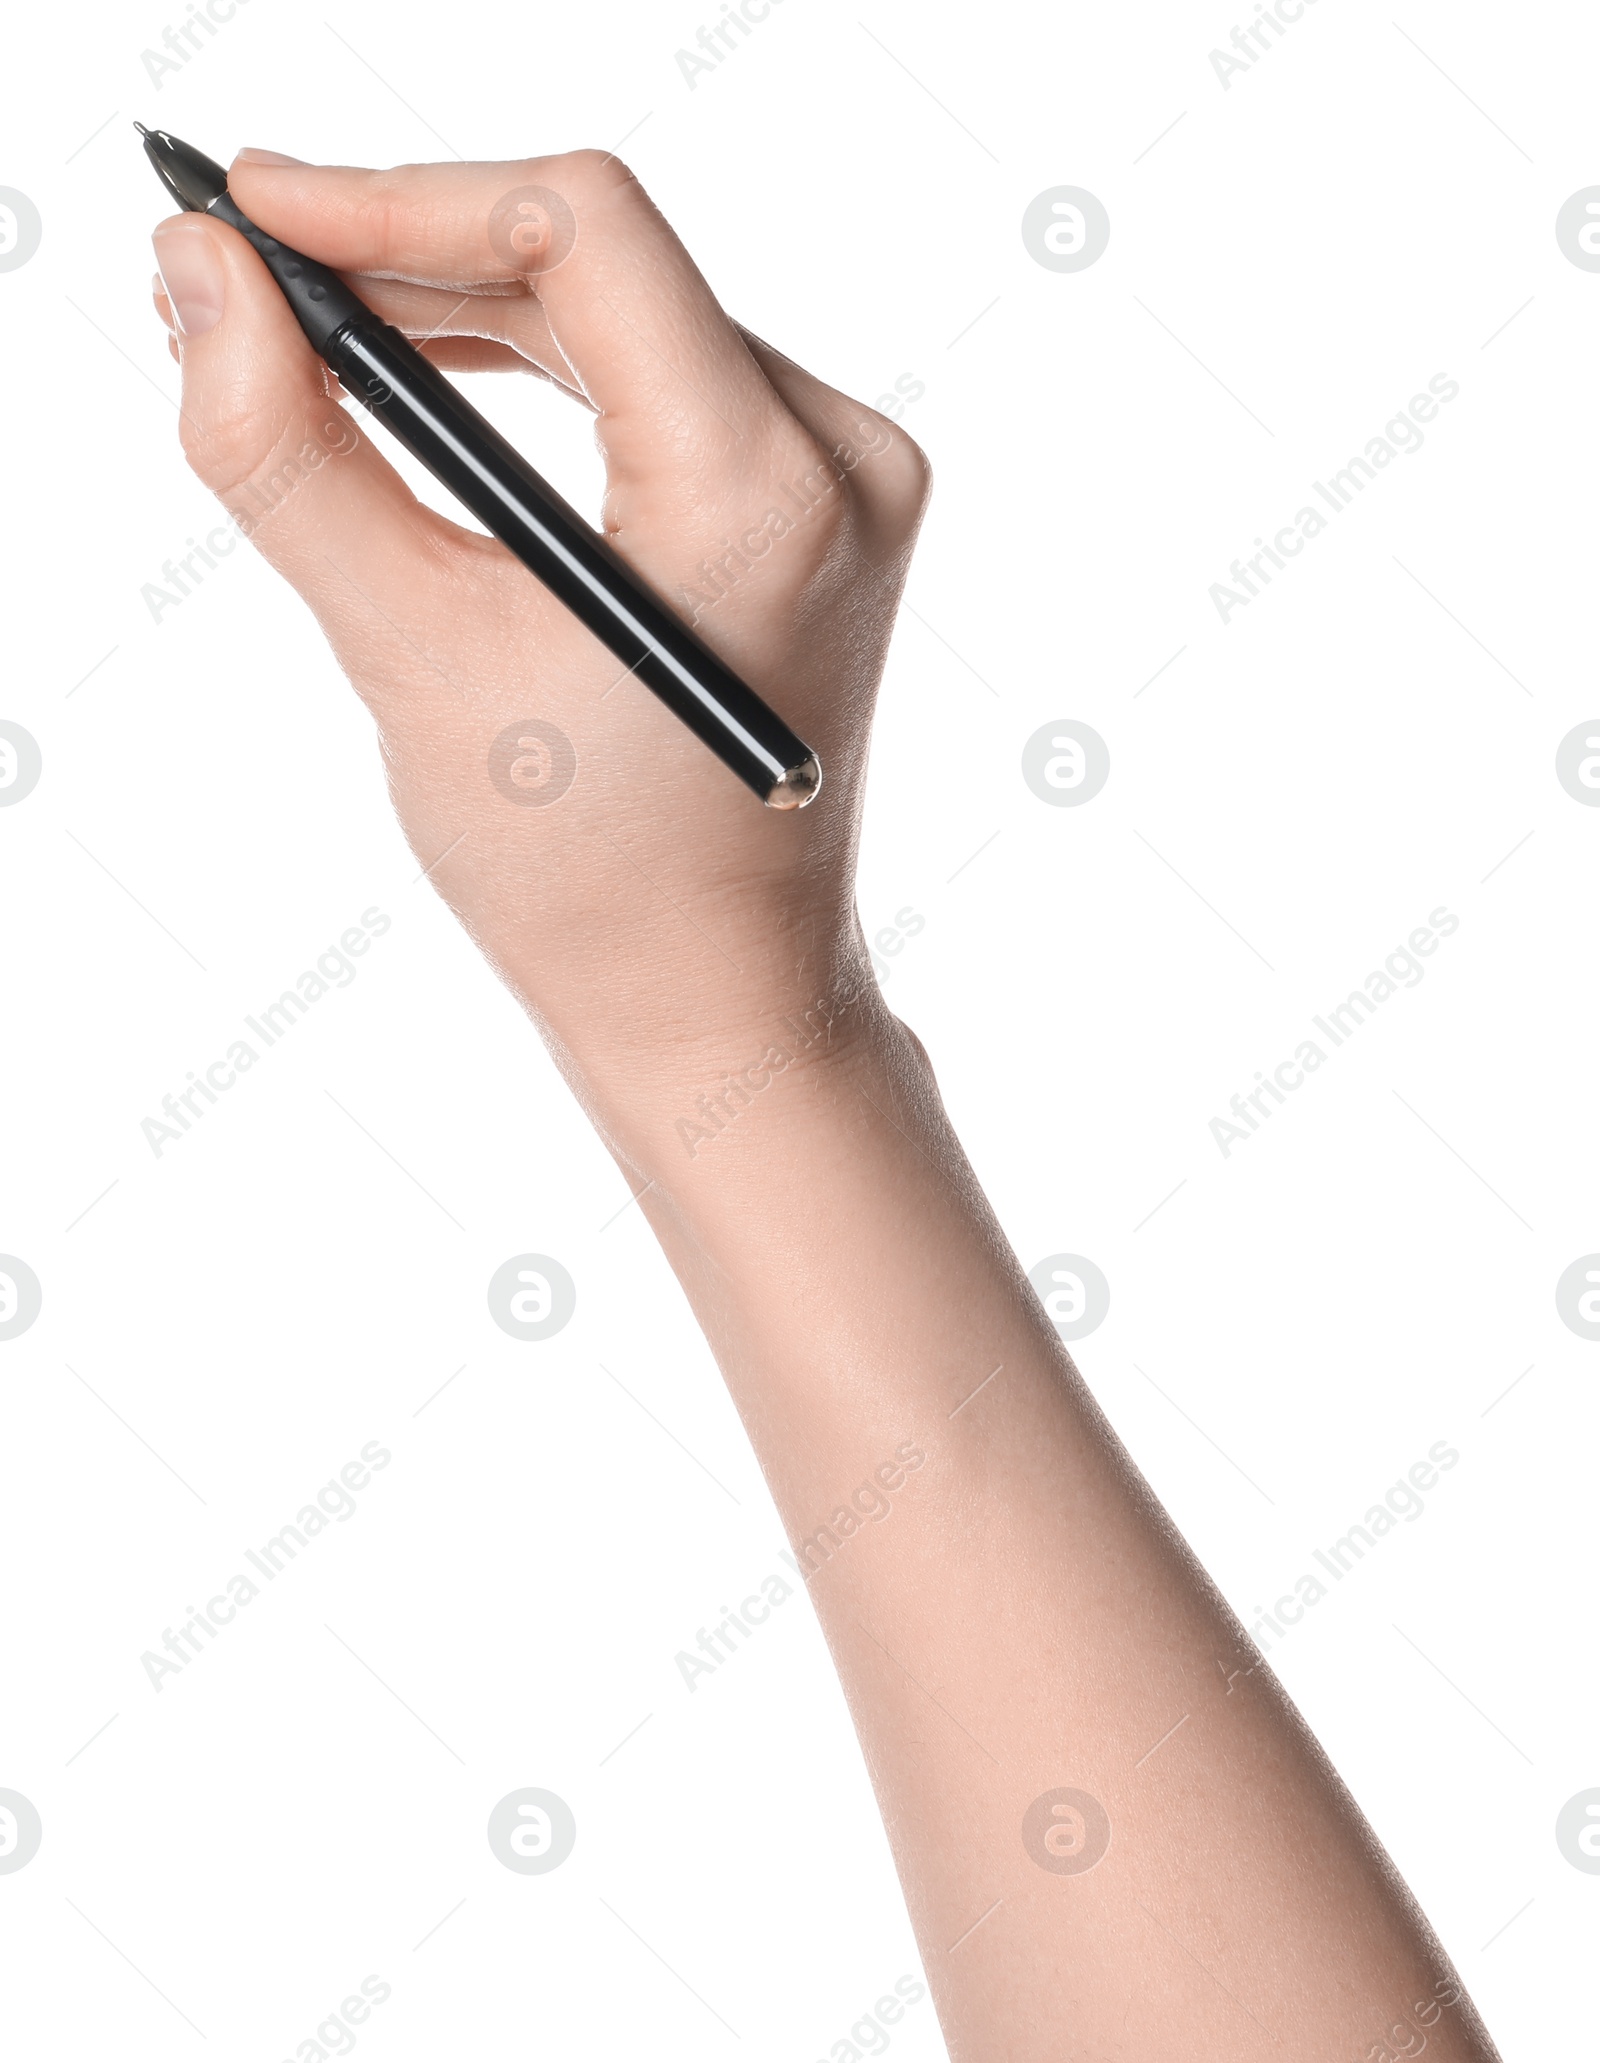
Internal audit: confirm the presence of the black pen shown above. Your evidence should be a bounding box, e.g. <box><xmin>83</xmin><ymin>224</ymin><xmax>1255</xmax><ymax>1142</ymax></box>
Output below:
<box><xmin>137</xmin><ymin>126</ymin><xmax>822</xmax><ymax>810</ymax></box>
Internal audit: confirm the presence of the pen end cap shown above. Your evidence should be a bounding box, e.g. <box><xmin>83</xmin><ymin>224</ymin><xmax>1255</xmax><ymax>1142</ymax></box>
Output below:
<box><xmin>765</xmin><ymin>753</ymin><xmax>822</xmax><ymax>810</ymax></box>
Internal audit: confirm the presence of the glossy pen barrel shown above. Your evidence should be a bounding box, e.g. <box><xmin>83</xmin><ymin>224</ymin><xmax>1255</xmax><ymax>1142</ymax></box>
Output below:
<box><xmin>139</xmin><ymin>123</ymin><xmax>821</xmax><ymax>808</ymax></box>
<box><xmin>324</xmin><ymin>320</ymin><xmax>812</xmax><ymax>803</ymax></box>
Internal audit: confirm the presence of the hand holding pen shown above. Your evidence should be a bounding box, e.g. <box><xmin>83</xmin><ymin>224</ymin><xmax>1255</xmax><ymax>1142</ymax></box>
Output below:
<box><xmin>144</xmin><ymin>146</ymin><xmax>1502</xmax><ymax>2062</ymax></box>
<box><xmin>148</xmin><ymin>143</ymin><xmax>930</xmax><ymax>1080</ymax></box>
<box><xmin>142</xmin><ymin>127</ymin><xmax>824</xmax><ymax>811</ymax></box>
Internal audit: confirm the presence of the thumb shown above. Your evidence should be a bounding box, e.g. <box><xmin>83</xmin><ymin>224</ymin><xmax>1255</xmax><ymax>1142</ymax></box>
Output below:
<box><xmin>152</xmin><ymin>212</ymin><xmax>467</xmax><ymax>618</ymax></box>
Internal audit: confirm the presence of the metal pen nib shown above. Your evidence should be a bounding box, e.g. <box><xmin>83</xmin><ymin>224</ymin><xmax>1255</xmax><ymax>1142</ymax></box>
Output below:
<box><xmin>135</xmin><ymin>123</ymin><xmax>229</xmax><ymax>213</ymax></box>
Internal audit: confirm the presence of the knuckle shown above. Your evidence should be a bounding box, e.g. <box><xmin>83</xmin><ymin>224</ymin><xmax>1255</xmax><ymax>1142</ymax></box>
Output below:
<box><xmin>552</xmin><ymin>146</ymin><xmax>636</xmax><ymax>193</ymax></box>
<box><xmin>857</xmin><ymin>418</ymin><xmax>934</xmax><ymax>523</ymax></box>
<box><xmin>541</xmin><ymin>147</ymin><xmax>642</xmax><ymax>219</ymax></box>
<box><xmin>361</xmin><ymin>171</ymin><xmax>433</xmax><ymax>270</ymax></box>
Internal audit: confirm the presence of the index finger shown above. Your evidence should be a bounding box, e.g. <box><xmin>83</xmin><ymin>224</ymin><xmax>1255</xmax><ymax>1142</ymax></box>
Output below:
<box><xmin>227</xmin><ymin>151</ymin><xmax>793</xmax><ymax>464</ymax></box>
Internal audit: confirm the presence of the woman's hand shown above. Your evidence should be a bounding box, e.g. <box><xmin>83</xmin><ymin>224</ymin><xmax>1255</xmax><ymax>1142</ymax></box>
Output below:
<box><xmin>151</xmin><ymin>152</ymin><xmax>1500</xmax><ymax>2063</ymax></box>
<box><xmin>151</xmin><ymin>149</ymin><xmax>930</xmax><ymax>1113</ymax></box>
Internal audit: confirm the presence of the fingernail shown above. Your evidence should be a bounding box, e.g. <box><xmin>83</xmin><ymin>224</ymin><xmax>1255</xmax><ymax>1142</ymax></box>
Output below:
<box><xmin>152</xmin><ymin>220</ymin><xmax>224</xmax><ymax>337</ymax></box>
<box><xmin>234</xmin><ymin>147</ymin><xmax>307</xmax><ymax>167</ymax></box>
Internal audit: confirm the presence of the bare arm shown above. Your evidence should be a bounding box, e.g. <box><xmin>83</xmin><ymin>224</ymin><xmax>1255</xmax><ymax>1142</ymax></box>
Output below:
<box><xmin>151</xmin><ymin>144</ymin><xmax>1499</xmax><ymax>2061</ymax></box>
<box><xmin>585</xmin><ymin>996</ymin><xmax>1496</xmax><ymax>2060</ymax></box>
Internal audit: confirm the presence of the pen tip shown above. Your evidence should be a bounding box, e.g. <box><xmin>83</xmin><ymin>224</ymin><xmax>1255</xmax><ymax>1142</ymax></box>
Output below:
<box><xmin>133</xmin><ymin>121</ymin><xmax>150</xmax><ymax>137</ymax></box>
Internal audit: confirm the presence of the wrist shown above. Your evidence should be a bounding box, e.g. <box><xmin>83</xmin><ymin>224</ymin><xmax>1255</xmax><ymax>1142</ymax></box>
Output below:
<box><xmin>563</xmin><ymin>954</ymin><xmax>911</xmax><ymax>1194</ymax></box>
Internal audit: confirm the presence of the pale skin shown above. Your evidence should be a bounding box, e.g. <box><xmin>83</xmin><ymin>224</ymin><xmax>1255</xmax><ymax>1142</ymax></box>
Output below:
<box><xmin>150</xmin><ymin>149</ymin><xmax>1501</xmax><ymax>2062</ymax></box>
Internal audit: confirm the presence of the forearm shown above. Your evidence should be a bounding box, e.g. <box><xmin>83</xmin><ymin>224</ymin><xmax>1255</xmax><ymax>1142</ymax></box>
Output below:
<box><xmin>156</xmin><ymin>141</ymin><xmax>1499</xmax><ymax>2062</ymax></box>
<box><xmin>576</xmin><ymin>983</ymin><xmax>1498</xmax><ymax>2063</ymax></box>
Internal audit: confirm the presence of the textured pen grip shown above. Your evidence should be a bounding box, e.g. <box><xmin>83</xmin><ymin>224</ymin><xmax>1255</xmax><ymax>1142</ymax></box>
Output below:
<box><xmin>206</xmin><ymin>192</ymin><xmax>371</xmax><ymax>354</ymax></box>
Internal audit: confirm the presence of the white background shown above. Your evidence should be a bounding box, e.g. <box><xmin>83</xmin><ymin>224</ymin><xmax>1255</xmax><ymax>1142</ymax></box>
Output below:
<box><xmin>1</xmin><ymin>0</ymin><xmax>1596</xmax><ymax>2054</ymax></box>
